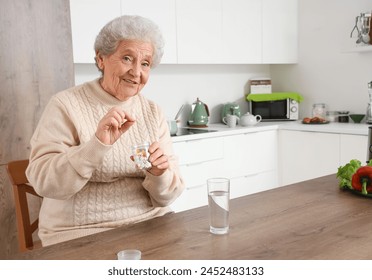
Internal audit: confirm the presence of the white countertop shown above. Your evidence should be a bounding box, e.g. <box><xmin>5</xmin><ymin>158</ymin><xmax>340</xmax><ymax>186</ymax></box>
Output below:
<box><xmin>171</xmin><ymin>121</ymin><xmax>371</xmax><ymax>142</ymax></box>
<box><xmin>278</xmin><ymin>121</ymin><xmax>370</xmax><ymax>135</ymax></box>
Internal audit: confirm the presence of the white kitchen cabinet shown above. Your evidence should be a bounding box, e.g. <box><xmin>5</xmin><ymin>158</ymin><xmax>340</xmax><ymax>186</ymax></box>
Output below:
<box><xmin>171</xmin><ymin>125</ymin><xmax>368</xmax><ymax>211</ymax></box>
<box><xmin>70</xmin><ymin>0</ymin><xmax>297</xmax><ymax>64</ymax></box>
<box><xmin>171</xmin><ymin>129</ymin><xmax>279</xmax><ymax>212</ymax></box>
<box><xmin>70</xmin><ymin>0</ymin><xmax>121</xmax><ymax>63</ymax></box>
<box><xmin>222</xmin><ymin>0</ymin><xmax>262</xmax><ymax>64</ymax></box>
<box><xmin>173</xmin><ymin>137</ymin><xmax>224</xmax><ymax>165</ymax></box>
<box><xmin>279</xmin><ymin>130</ymin><xmax>369</xmax><ymax>186</ymax></box>
<box><xmin>170</xmin><ymin>183</ymin><xmax>208</xmax><ymax>213</ymax></box>
<box><xmin>230</xmin><ymin>170</ymin><xmax>278</xmax><ymax>199</ymax></box>
<box><xmin>340</xmin><ymin>134</ymin><xmax>368</xmax><ymax>165</ymax></box>
<box><xmin>70</xmin><ymin>0</ymin><xmax>176</xmax><ymax>64</ymax></box>
<box><xmin>262</xmin><ymin>0</ymin><xmax>298</xmax><ymax>63</ymax></box>
<box><xmin>176</xmin><ymin>0</ymin><xmax>223</xmax><ymax>64</ymax></box>
<box><xmin>176</xmin><ymin>0</ymin><xmax>262</xmax><ymax>64</ymax></box>
<box><xmin>224</xmin><ymin>130</ymin><xmax>279</xmax><ymax>198</ymax></box>
<box><xmin>120</xmin><ymin>0</ymin><xmax>177</xmax><ymax>64</ymax></box>
<box><xmin>171</xmin><ymin>158</ymin><xmax>225</xmax><ymax>212</ymax></box>
<box><xmin>177</xmin><ymin>0</ymin><xmax>296</xmax><ymax>64</ymax></box>
<box><xmin>279</xmin><ymin>130</ymin><xmax>340</xmax><ymax>186</ymax></box>
<box><xmin>170</xmin><ymin>137</ymin><xmax>226</xmax><ymax>212</ymax></box>
<box><xmin>223</xmin><ymin>130</ymin><xmax>277</xmax><ymax>178</ymax></box>
<box><xmin>278</xmin><ymin>130</ymin><xmax>340</xmax><ymax>186</ymax></box>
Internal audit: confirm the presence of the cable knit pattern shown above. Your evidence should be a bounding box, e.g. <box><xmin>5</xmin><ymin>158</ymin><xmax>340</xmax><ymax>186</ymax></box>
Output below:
<box><xmin>26</xmin><ymin>79</ymin><xmax>185</xmax><ymax>246</ymax></box>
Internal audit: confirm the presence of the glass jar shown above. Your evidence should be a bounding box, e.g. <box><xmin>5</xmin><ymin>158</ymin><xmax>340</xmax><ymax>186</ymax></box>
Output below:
<box><xmin>326</xmin><ymin>111</ymin><xmax>338</xmax><ymax>122</ymax></box>
<box><xmin>312</xmin><ymin>103</ymin><xmax>326</xmax><ymax>119</ymax></box>
<box><xmin>338</xmin><ymin>111</ymin><xmax>349</xmax><ymax>123</ymax></box>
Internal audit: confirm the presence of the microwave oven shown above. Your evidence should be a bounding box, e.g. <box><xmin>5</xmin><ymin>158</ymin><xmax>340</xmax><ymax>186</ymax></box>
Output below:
<box><xmin>248</xmin><ymin>98</ymin><xmax>299</xmax><ymax>121</ymax></box>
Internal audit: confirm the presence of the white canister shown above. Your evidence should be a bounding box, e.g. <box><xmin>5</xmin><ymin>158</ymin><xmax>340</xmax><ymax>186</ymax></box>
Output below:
<box><xmin>326</xmin><ymin>111</ymin><xmax>338</xmax><ymax>122</ymax></box>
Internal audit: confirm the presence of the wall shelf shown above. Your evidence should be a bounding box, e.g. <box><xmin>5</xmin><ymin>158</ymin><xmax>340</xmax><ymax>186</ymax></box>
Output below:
<box><xmin>343</xmin><ymin>44</ymin><xmax>372</xmax><ymax>53</ymax></box>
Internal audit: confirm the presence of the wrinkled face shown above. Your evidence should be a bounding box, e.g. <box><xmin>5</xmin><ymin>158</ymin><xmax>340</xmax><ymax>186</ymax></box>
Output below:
<box><xmin>96</xmin><ymin>40</ymin><xmax>154</xmax><ymax>101</ymax></box>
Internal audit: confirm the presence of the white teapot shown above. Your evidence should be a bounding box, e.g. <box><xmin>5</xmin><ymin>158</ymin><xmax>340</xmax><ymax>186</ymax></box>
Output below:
<box><xmin>240</xmin><ymin>113</ymin><xmax>262</xmax><ymax>126</ymax></box>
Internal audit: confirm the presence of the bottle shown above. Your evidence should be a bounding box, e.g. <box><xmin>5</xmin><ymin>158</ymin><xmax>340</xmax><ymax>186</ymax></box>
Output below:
<box><xmin>366</xmin><ymin>81</ymin><xmax>372</xmax><ymax>124</ymax></box>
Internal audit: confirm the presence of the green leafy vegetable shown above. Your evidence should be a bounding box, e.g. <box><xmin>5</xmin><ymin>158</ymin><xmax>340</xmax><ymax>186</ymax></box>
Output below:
<box><xmin>336</xmin><ymin>159</ymin><xmax>361</xmax><ymax>189</ymax></box>
<box><xmin>337</xmin><ymin>159</ymin><xmax>372</xmax><ymax>190</ymax></box>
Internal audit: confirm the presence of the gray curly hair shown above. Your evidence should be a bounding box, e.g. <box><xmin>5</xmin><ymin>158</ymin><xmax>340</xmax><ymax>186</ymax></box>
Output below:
<box><xmin>94</xmin><ymin>15</ymin><xmax>164</xmax><ymax>70</ymax></box>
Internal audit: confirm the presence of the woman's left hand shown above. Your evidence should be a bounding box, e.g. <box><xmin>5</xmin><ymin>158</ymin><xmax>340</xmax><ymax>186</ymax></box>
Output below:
<box><xmin>147</xmin><ymin>141</ymin><xmax>169</xmax><ymax>176</ymax></box>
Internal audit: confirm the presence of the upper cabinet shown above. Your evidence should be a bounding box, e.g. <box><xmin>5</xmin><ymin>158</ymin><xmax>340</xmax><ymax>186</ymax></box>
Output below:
<box><xmin>262</xmin><ymin>0</ymin><xmax>298</xmax><ymax>63</ymax></box>
<box><xmin>222</xmin><ymin>0</ymin><xmax>262</xmax><ymax>64</ymax></box>
<box><xmin>70</xmin><ymin>0</ymin><xmax>121</xmax><ymax>63</ymax></box>
<box><xmin>69</xmin><ymin>0</ymin><xmax>298</xmax><ymax>64</ymax></box>
<box><xmin>121</xmin><ymin>0</ymin><xmax>177</xmax><ymax>64</ymax></box>
<box><xmin>176</xmin><ymin>0</ymin><xmax>223</xmax><ymax>64</ymax></box>
<box><xmin>176</xmin><ymin>0</ymin><xmax>262</xmax><ymax>64</ymax></box>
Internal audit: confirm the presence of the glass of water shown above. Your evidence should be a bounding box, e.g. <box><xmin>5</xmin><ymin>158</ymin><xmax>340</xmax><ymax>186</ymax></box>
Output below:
<box><xmin>207</xmin><ymin>178</ymin><xmax>230</xmax><ymax>235</ymax></box>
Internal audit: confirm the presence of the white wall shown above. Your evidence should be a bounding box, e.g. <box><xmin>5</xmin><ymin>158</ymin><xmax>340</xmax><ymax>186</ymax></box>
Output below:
<box><xmin>74</xmin><ymin>63</ymin><xmax>270</xmax><ymax>125</ymax></box>
<box><xmin>271</xmin><ymin>0</ymin><xmax>372</xmax><ymax>118</ymax></box>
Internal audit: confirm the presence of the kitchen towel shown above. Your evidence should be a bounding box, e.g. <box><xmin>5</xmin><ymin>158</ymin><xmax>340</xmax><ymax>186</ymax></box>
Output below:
<box><xmin>246</xmin><ymin>92</ymin><xmax>304</xmax><ymax>103</ymax></box>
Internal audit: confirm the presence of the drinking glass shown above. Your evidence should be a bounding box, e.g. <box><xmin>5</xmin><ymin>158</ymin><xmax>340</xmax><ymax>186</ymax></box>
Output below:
<box><xmin>207</xmin><ymin>178</ymin><xmax>230</xmax><ymax>235</ymax></box>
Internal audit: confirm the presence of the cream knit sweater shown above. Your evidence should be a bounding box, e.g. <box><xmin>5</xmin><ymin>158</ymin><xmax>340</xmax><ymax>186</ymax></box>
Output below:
<box><xmin>26</xmin><ymin>79</ymin><xmax>185</xmax><ymax>246</ymax></box>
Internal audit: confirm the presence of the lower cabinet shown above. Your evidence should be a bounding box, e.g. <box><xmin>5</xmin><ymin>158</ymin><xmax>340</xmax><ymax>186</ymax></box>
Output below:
<box><xmin>340</xmin><ymin>134</ymin><xmax>368</xmax><ymax>165</ymax></box>
<box><xmin>170</xmin><ymin>129</ymin><xmax>279</xmax><ymax>212</ymax></box>
<box><xmin>223</xmin><ymin>130</ymin><xmax>278</xmax><ymax>177</ymax></box>
<box><xmin>171</xmin><ymin>158</ymin><xmax>225</xmax><ymax>212</ymax></box>
<box><xmin>223</xmin><ymin>130</ymin><xmax>279</xmax><ymax>198</ymax></box>
<box><xmin>170</xmin><ymin>183</ymin><xmax>207</xmax><ymax>213</ymax></box>
<box><xmin>278</xmin><ymin>130</ymin><xmax>368</xmax><ymax>186</ymax></box>
<box><xmin>170</xmin><ymin>128</ymin><xmax>368</xmax><ymax>211</ymax></box>
<box><xmin>230</xmin><ymin>170</ymin><xmax>278</xmax><ymax>199</ymax></box>
<box><xmin>170</xmin><ymin>136</ymin><xmax>226</xmax><ymax>212</ymax></box>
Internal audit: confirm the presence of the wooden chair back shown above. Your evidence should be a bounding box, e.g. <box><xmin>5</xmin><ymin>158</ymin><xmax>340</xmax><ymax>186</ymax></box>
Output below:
<box><xmin>6</xmin><ymin>159</ymin><xmax>42</xmax><ymax>251</ymax></box>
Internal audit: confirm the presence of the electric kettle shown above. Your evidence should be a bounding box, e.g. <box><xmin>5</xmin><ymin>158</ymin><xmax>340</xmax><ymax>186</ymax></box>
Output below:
<box><xmin>188</xmin><ymin>98</ymin><xmax>209</xmax><ymax>127</ymax></box>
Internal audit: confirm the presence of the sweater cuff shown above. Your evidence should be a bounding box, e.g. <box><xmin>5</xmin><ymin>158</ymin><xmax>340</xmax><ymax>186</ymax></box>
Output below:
<box><xmin>67</xmin><ymin>136</ymin><xmax>112</xmax><ymax>178</ymax></box>
<box><xmin>143</xmin><ymin>169</ymin><xmax>173</xmax><ymax>191</ymax></box>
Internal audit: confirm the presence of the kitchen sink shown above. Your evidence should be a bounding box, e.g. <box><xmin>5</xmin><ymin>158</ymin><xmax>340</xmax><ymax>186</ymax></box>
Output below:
<box><xmin>172</xmin><ymin>128</ymin><xmax>218</xmax><ymax>137</ymax></box>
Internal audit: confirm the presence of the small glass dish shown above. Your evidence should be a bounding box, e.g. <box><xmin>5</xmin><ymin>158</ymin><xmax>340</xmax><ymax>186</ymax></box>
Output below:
<box><xmin>117</xmin><ymin>249</ymin><xmax>142</xmax><ymax>260</ymax></box>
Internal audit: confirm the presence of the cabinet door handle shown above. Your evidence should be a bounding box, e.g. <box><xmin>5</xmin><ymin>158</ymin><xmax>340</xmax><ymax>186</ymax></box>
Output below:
<box><xmin>185</xmin><ymin>138</ymin><xmax>204</xmax><ymax>143</ymax></box>
<box><xmin>186</xmin><ymin>184</ymin><xmax>205</xmax><ymax>190</ymax></box>
<box><xmin>244</xmin><ymin>131</ymin><xmax>259</xmax><ymax>136</ymax></box>
<box><xmin>244</xmin><ymin>173</ymin><xmax>259</xmax><ymax>178</ymax></box>
<box><xmin>185</xmin><ymin>162</ymin><xmax>204</xmax><ymax>167</ymax></box>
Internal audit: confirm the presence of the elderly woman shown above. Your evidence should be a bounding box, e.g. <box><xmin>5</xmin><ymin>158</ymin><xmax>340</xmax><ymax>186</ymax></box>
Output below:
<box><xmin>26</xmin><ymin>15</ymin><xmax>185</xmax><ymax>246</ymax></box>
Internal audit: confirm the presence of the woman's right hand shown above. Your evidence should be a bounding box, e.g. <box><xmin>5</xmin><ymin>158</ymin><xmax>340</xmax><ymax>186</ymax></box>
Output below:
<box><xmin>95</xmin><ymin>106</ymin><xmax>135</xmax><ymax>145</ymax></box>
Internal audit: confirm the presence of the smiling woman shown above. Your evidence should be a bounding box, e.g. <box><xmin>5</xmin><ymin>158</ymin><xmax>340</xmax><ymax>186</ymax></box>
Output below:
<box><xmin>93</xmin><ymin>15</ymin><xmax>164</xmax><ymax>102</ymax></box>
<box><xmin>25</xmin><ymin>15</ymin><xmax>185</xmax><ymax>247</ymax></box>
<box><xmin>95</xmin><ymin>40</ymin><xmax>154</xmax><ymax>101</ymax></box>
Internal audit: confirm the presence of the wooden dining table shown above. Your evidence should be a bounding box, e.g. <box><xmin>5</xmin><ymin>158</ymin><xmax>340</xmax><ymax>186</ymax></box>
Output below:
<box><xmin>10</xmin><ymin>174</ymin><xmax>372</xmax><ymax>260</ymax></box>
